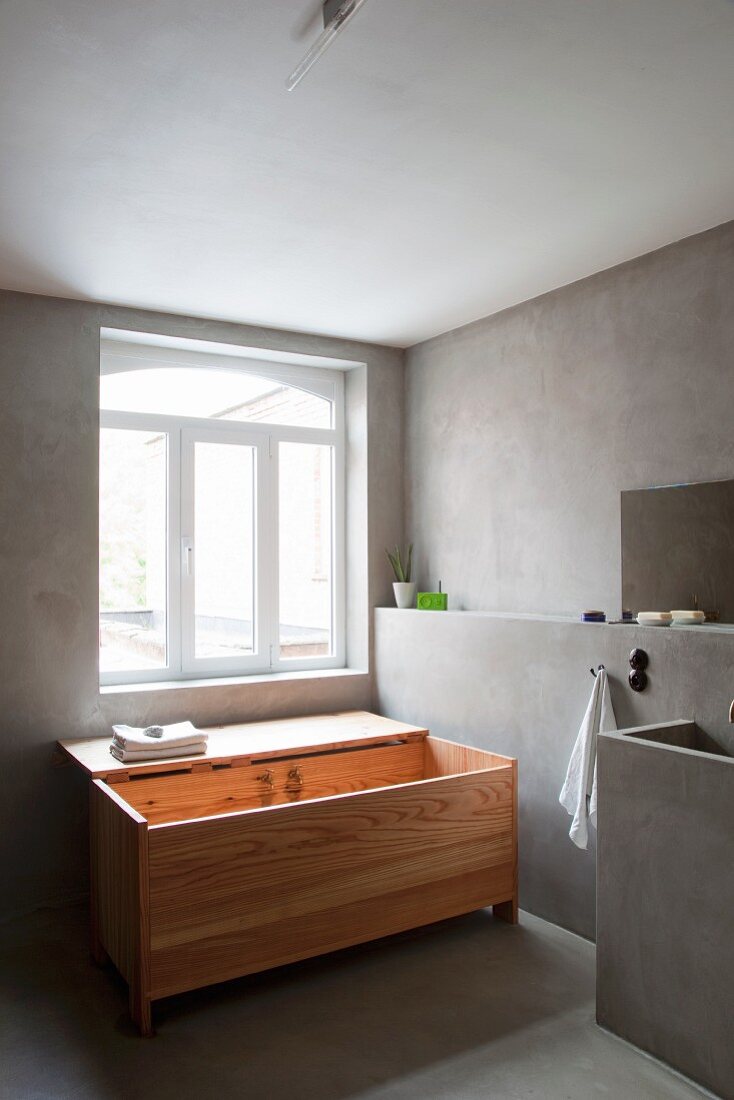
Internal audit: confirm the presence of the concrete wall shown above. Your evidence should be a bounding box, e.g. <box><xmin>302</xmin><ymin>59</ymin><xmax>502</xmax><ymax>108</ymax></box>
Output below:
<box><xmin>379</xmin><ymin>221</ymin><xmax>734</xmax><ymax>940</ymax></box>
<box><xmin>405</xmin><ymin>221</ymin><xmax>734</xmax><ymax>615</ymax></box>
<box><xmin>375</xmin><ymin>609</ymin><xmax>734</xmax><ymax>940</ymax></box>
<box><xmin>0</xmin><ymin>289</ymin><xmax>404</xmax><ymax>917</ymax></box>
<box><xmin>597</xmin><ymin>727</ymin><xmax>734</xmax><ymax>1099</ymax></box>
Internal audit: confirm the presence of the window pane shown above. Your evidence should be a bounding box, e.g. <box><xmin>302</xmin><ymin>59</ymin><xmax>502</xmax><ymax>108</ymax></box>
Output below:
<box><xmin>101</xmin><ymin>366</ymin><xmax>331</xmax><ymax>428</ymax></box>
<box><xmin>194</xmin><ymin>442</ymin><xmax>255</xmax><ymax>659</ymax></box>
<box><xmin>99</xmin><ymin>429</ymin><xmax>167</xmax><ymax>673</ymax></box>
<box><xmin>279</xmin><ymin>443</ymin><xmax>333</xmax><ymax>659</ymax></box>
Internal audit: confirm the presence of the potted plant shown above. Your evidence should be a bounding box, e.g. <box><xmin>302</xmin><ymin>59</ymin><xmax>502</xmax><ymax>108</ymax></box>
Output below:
<box><xmin>386</xmin><ymin>544</ymin><xmax>416</xmax><ymax>609</ymax></box>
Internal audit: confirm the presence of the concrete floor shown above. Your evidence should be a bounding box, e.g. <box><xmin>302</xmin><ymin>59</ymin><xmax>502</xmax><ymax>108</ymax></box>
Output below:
<box><xmin>1</xmin><ymin>905</ymin><xmax>708</xmax><ymax>1100</ymax></box>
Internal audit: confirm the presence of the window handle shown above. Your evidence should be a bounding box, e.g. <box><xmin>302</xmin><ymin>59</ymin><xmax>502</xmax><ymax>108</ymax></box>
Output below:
<box><xmin>181</xmin><ymin>537</ymin><xmax>193</xmax><ymax>576</ymax></box>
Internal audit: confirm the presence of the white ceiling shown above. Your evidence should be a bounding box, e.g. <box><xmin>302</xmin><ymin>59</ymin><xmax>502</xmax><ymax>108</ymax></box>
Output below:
<box><xmin>1</xmin><ymin>0</ymin><xmax>733</xmax><ymax>347</ymax></box>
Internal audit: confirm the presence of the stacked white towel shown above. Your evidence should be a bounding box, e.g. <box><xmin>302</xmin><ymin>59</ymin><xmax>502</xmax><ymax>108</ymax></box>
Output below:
<box><xmin>110</xmin><ymin>721</ymin><xmax>208</xmax><ymax>763</ymax></box>
<box><xmin>559</xmin><ymin>668</ymin><xmax>617</xmax><ymax>849</ymax></box>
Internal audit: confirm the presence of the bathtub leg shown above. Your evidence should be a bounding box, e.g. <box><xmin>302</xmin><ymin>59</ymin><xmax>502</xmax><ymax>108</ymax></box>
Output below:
<box><xmin>130</xmin><ymin>986</ymin><xmax>153</xmax><ymax>1037</ymax></box>
<box><xmin>493</xmin><ymin>897</ymin><xmax>519</xmax><ymax>924</ymax></box>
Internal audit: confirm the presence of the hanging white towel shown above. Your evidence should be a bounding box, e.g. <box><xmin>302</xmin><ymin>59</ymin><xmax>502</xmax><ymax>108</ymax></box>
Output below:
<box><xmin>559</xmin><ymin>668</ymin><xmax>617</xmax><ymax>849</ymax></box>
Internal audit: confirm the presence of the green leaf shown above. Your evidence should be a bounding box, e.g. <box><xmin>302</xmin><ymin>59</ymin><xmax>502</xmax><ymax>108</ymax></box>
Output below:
<box><xmin>385</xmin><ymin>543</ymin><xmax>413</xmax><ymax>583</ymax></box>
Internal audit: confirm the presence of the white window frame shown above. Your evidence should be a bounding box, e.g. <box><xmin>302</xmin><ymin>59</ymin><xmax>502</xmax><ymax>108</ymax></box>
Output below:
<box><xmin>99</xmin><ymin>352</ymin><xmax>345</xmax><ymax>686</ymax></box>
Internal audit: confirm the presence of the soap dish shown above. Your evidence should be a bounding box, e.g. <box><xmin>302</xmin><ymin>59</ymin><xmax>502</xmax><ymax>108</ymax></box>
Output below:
<box><xmin>671</xmin><ymin>610</ymin><xmax>706</xmax><ymax>625</ymax></box>
<box><xmin>637</xmin><ymin>611</ymin><xmax>672</xmax><ymax>627</ymax></box>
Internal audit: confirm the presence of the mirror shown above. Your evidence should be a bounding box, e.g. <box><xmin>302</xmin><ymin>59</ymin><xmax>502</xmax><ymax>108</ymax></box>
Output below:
<box><xmin>621</xmin><ymin>478</ymin><xmax>734</xmax><ymax>623</ymax></box>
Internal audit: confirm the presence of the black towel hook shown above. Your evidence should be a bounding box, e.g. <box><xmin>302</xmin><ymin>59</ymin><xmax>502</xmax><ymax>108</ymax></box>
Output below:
<box><xmin>590</xmin><ymin>663</ymin><xmax>605</xmax><ymax>678</ymax></box>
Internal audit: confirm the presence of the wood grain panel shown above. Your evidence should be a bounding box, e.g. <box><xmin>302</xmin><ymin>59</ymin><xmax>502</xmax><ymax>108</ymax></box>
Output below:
<box><xmin>59</xmin><ymin>710</ymin><xmax>427</xmax><ymax>781</ymax></box>
<box><xmin>424</xmin><ymin>736</ymin><xmax>514</xmax><ymax>778</ymax></box>
<box><xmin>152</xmin><ymin>831</ymin><xmax>511</xmax><ymax>950</ymax></box>
<box><xmin>150</xmin><ymin>868</ymin><xmax>511</xmax><ymax>998</ymax></box>
<box><xmin>90</xmin><ymin>780</ymin><xmax>152</xmax><ymax>1034</ymax></box>
<box><xmin>121</xmin><ymin>741</ymin><xmax>425</xmax><ymax>825</ymax></box>
<box><xmin>148</xmin><ymin>768</ymin><xmax>515</xmax><ymax>998</ymax></box>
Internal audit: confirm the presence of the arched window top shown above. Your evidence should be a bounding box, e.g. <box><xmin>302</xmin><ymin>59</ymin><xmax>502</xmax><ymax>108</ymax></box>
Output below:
<box><xmin>100</xmin><ymin>366</ymin><xmax>332</xmax><ymax>429</ymax></box>
<box><xmin>100</xmin><ymin>339</ymin><xmax>338</xmax><ymax>430</ymax></box>
<box><xmin>99</xmin><ymin>363</ymin><xmax>332</xmax><ymax>426</ymax></box>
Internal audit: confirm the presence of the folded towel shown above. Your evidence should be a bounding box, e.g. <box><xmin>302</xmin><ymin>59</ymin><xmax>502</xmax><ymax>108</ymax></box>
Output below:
<box><xmin>110</xmin><ymin>740</ymin><xmax>207</xmax><ymax>763</ymax></box>
<box><xmin>559</xmin><ymin>668</ymin><xmax>616</xmax><ymax>849</ymax></box>
<box><xmin>111</xmin><ymin>721</ymin><xmax>206</xmax><ymax>751</ymax></box>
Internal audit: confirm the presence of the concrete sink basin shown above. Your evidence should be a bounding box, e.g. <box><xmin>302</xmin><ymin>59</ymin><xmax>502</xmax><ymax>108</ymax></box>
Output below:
<box><xmin>613</xmin><ymin>717</ymin><xmax>733</xmax><ymax>757</ymax></box>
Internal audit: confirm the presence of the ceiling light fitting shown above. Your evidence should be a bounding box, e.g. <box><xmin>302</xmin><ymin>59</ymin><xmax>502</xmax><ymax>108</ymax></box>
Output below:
<box><xmin>286</xmin><ymin>0</ymin><xmax>368</xmax><ymax>92</ymax></box>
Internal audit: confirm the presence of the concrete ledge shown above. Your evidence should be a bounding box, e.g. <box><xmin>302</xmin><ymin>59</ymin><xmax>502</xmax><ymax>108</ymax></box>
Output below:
<box><xmin>377</xmin><ymin>606</ymin><xmax>734</xmax><ymax>634</ymax></box>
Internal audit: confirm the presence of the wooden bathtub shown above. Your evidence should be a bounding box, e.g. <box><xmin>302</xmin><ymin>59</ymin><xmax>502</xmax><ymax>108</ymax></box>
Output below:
<box><xmin>59</xmin><ymin>711</ymin><xmax>518</xmax><ymax>1035</ymax></box>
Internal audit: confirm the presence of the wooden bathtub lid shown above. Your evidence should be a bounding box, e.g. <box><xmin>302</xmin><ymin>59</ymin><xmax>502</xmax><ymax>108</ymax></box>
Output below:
<box><xmin>57</xmin><ymin>710</ymin><xmax>429</xmax><ymax>782</ymax></box>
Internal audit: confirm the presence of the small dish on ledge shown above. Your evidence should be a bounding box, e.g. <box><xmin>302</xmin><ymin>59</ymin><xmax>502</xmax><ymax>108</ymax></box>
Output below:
<box><xmin>670</xmin><ymin>610</ymin><xmax>706</xmax><ymax>625</ymax></box>
<box><xmin>637</xmin><ymin>611</ymin><xmax>673</xmax><ymax>627</ymax></box>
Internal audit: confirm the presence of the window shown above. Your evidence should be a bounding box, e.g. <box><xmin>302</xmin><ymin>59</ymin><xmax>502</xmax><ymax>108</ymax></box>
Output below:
<box><xmin>99</xmin><ymin>338</ymin><xmax>344</xmax><ymax>685</ymax></box>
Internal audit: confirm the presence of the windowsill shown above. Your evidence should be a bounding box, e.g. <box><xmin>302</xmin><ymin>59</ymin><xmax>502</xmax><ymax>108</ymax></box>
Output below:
<box><xmin>100</xmin><ymin>666</ymin><xmax>368</xmax><ymax>696</ymax></box>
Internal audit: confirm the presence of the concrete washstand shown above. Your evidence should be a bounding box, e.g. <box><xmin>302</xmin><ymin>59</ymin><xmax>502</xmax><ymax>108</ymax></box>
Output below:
<box><xmin>597</xmin><ymin>719</ymin><xmax>734</xmax><ymax>1100</ymax></box>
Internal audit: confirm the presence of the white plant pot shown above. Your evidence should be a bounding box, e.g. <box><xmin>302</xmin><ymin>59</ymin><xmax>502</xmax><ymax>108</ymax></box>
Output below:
<box><xmin>393</xmin><ymin>582</ymin><xmax>417</xmax><ymax>609</ymax></box>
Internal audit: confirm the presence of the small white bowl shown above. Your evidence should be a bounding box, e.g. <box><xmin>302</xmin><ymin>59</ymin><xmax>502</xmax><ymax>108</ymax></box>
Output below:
<box><xmin>671</xmin><ymin>610</ymin><xmax>706</xmax><ymax>625</ymax></box>
<box><xmin>637</xmin><ymin>612</ymin><xmax>673</xmax><ymax>626</ymax></box>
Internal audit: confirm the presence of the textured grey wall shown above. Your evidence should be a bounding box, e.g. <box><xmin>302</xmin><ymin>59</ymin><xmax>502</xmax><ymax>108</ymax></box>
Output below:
<box><xmin>0</xmin><ymin>290</ymin><xmax>404</xmax><ymax>917</ymax></box>
<box><xmin>405</xmin><ymin>221</ymin><xmax>734</xmax><ymax>615</ymax></box>
<box><xmin>375</xmin><ymin>609</ymin><xmax>734</xmax><ymax>940</ymax></box>
<box><xmin>597</xmin><ymin>728</ymin><xmax>734</xmax><ymax>1099</ymax></box>
<box><xmin>384</xmin><ymin>221</ymin><xmax>734</xmax><ymax>940</ymax></box>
